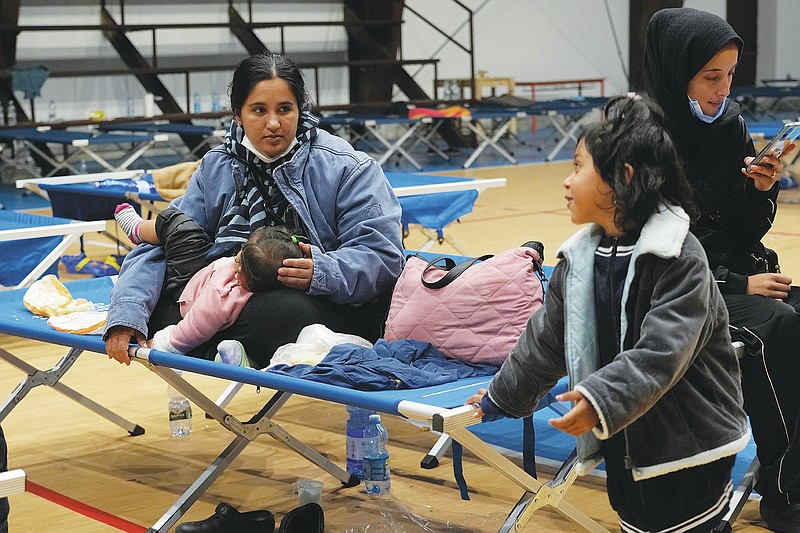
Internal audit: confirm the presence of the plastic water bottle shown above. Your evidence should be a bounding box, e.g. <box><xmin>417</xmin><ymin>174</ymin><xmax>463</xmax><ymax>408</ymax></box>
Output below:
<box><xmin>363</xmin><ymin>414</ymin><xmax>390</xmax><ymax>493</ymax></box>
<box><xmin>126</xmin><ymin>96</ymin><xmax>135</xmax><ymax>117</ymax></box>
<box><xmin>211</xmin><ymin>92</ymin><xmax>221</xmax><ymax>112</ymax></box>
<box><xmin>78</xmin><ymin>160</ymin><xmax>88</xmax><ymax>174</ymax></box>
<box><xmin>168</xmin><ymin>384</ymin><xmax>192</xmax><ymax>437</ymax></box>
<box><xmin>346</xmin><ymin>405</ymin><xmax>376</xmax><ymax>479</ymax></box>
<box><xmin>48</xmin><ymin>100</ymin><xmax>57</xmax><ymax>122</ymax></box>
<box><xmin>7</xmin><ymin>102</ymin><xmax>16</xmax><ymax>126</ymax></box>
<box><xmin>193</xmin><ymin>92</ymin><xmax>201</xmax><ymax>113</ymax></box>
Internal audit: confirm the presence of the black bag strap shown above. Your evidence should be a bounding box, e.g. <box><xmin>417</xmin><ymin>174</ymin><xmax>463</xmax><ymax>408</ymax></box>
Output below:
<box><xmin>421</xmin><ymin>255</ymin><xmax>493</xmax><ymax>289</ymax></box>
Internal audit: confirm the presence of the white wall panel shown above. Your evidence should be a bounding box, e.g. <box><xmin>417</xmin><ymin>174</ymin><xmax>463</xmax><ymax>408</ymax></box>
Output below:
<box><xmin>7</xmin><ymin>1</ymin><xmax>800</xmax><ymax>123</ymax></box>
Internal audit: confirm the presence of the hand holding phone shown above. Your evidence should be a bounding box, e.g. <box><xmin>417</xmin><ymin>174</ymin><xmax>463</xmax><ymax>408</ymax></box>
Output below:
<box><xmin>746</xmin><ymin>121</ymin><xmax>800</xmax><ymax>173</ymax></box>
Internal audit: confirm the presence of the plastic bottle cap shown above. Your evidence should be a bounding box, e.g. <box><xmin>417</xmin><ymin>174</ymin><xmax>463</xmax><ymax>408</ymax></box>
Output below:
<box><xmin>369</xmin><ymin>414</ymin><xmax>381</xmax><ymax>422</ymax></box>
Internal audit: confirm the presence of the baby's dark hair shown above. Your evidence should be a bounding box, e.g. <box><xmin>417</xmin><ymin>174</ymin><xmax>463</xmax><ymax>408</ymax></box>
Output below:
<box><xmin>580</xmin><ymin>94</ymin><xmax>698</xmax><ymax>233</ymax></box>
<box><xmin>238</xmin><ymin>226</ymin><xmax>304</xmax><ymax>292</ymax></box>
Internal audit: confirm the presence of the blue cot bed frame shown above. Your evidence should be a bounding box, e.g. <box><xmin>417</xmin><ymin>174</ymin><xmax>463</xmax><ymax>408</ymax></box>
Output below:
<box><xmin>0</xmin><ymin>273</ymin><xmax>758</xmax><ymax>532</ymax></box>
<box><xmin>0</xmin><ymin>127</ymin><xmax>168</xmax><ymax>177</ymax></box>
<box><xmin>0</xmin><ymin>276</ymin><xmax>609</xmax><ymax>533</ymax></box>
<box><xmin>100</xmin><ymin>122</ymin><xmax>226</xmax><ymax>162</ymax></box>
<box><xmin>319</xmin><ymin>98</ymin><xmax>608</xmax><ymax>171</ymax></box>
<box><xmin>731</xmin><ymin>83</ymin><xmax>800</xmax><ymax>120</ymax></box>
<box><xmin>0</xmin><ymin>210</ymin><xmax>107</xmax><ymax>289</ymax></box>
<box><xmin>17</xmin><ymin>170</ymin><xmax>506</xmax><ymax>255</ymax></box>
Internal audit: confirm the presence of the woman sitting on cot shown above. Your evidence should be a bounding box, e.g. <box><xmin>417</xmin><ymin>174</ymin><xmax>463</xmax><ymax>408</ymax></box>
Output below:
<box><xmin>468</xmin><ymin>94</ymin><xmax>749</xmax><ymax>532</ymax></box>
<box><xmin>103</xmin><ymin>52</ymin><xmax>404</xmax><ymax>369</ymax></box>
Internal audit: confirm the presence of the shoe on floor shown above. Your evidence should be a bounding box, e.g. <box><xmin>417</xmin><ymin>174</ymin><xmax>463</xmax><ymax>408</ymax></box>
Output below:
<box><xmin>60</xmin><ymin>253</ymin><xmax>119</xmax><ymax>277</ymax></box>
<box><xmin>761</xmin><ymin>501</ymin><xmax>800</xmax><ymax>533</ymax></box>
<box><xmin>279</xmin><ymin>503</ymin><xmax>324</xmax><ymax>533</ymax></box>
<box><xmin>176</xmin><ymin>502</ymin><xmax>275</xmax><ymax>533</ymax></box>
<box><xmin>60</xmin><ymin>253</ymin><xmax>87</xmax><ymax>274</ymax></box>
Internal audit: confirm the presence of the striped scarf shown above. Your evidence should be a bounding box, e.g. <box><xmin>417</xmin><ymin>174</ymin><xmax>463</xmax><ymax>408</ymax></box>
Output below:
<box><xmin>216</xmin><ymin>110</ymin><xmax>319</xmax><ymax>247</ymax></box>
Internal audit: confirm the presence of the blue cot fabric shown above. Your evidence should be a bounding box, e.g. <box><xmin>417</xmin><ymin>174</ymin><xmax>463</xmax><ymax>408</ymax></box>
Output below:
<box><xmin>267</xmin><ymin>338</ymin><xmax>498</xmax><ymax>390</ymax></box>
<box><xmin>0</xmin><ymin>211</ymin><xmax>62</xmax><ymax>286</ymax></box>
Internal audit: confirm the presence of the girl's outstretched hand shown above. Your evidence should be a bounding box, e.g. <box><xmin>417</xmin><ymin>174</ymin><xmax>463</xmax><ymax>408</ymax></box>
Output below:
<box><xmin>465</xmin><ymin>388</ymin><xmax>487</xmax><ymax>419</ymax></box>
<box><xmin>548</xmin><ymin>390</ymin><xmax>600</xmax><ymax>436</ymax></box>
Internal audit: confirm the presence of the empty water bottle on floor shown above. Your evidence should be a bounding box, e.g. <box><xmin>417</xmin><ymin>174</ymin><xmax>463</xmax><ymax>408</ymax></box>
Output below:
<box><xmin>363</xmin><ymin>414</ymin><xmax>390</xmax><ymax>494</ymax></box>
<box><xmin>126</xmin><ymin>96</ymin><xmax>135</xmax><ymax>117</ymax></box>
<box><xmin>345</xmin><ymin>405</ymin><xmax>376</xmax><ymax>479</ymax></box>
<box><xmin>48</xmin><ymin>100</ymin><xmax>57</xmax><ymax>122</ymax></box>
<box><xmin>7</xmin><ymin>102</ymin><xmax>16</xmax><ymax>126</ymax></box>
<box><xmin>193</xmin><ymin>92</ymin><xmax>201</xmax><ymax>113</ymax></box>
<box><xmin>212</xmin><ymin>92</ymin><xmax>221</xmax><ymax>112</ymax></box>
<box><xmin>168</xmin><ymin>384</ymin><xmax>192</xmax><ymax>437</ymax></box>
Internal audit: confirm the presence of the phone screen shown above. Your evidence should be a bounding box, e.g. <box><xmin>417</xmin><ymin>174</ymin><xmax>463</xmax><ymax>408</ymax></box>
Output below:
<box><xmin>747</xmin><ymin>121</ymin><xmax>800</xmax><ymax>172</ymax></box>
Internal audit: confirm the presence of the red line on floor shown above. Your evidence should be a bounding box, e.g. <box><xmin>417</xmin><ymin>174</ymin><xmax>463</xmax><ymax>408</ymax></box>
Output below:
<box><xmin>26</xmin><ymin>480</ymin><xmax>147</xmax><ymax>532</ymax></box>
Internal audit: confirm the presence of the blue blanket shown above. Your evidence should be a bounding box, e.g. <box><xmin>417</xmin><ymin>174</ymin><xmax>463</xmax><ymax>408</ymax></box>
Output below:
<box><xmin>268</xmin><ymin>339</ymin><xmax>498</xmax><ymax>390</ymax></box>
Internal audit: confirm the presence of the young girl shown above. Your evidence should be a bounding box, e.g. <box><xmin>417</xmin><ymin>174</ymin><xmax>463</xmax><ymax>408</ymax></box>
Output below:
<box><xmin>467</xmin><ymin>94</ymin><xmax>750</xmax><ymax>532</ymax></box>
<box><xmin>115</xmin><ymin>203</ymin><xmax>303</xmax><ymax>367</ymax></box>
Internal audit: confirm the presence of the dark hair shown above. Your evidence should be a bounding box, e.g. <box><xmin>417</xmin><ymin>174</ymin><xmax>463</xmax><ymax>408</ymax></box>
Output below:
<box><xmin>580</xmin><ymin>94</ymin><xmax>698</xmax><ymax>233</ymax></box>
<box><xmin>228</xmin><ymin>52</ymin><xmax>309</xmax><ymax>115</ymax></box>
<box><xmin>238</xmin><ymin>226</ymin><xmax>304</xmax><ymax>292</ymax></box>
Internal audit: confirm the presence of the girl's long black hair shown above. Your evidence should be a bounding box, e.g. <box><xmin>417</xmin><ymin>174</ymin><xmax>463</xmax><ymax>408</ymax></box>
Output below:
<box><xmin>581</xmin><ymin>94</ymin><xmax>698</xmax><ymax>233</ymax></box>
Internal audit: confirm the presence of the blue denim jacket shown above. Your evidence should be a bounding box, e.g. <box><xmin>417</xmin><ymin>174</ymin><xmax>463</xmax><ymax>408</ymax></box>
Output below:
<box><xmin>105</xmin><ymin>129</ymin><xmax>404</xmax><ymax>339</ymax></box>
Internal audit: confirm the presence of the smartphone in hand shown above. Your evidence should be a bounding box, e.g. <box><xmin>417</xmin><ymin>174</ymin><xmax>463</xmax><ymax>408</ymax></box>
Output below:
<box><xmin>746</xmin><ymin>121</ymin><xmax>800</xmax><ymax>172</ymax></box>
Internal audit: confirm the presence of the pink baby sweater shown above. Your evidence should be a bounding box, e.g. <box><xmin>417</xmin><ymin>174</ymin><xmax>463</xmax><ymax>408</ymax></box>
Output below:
<box><xmin>169</xmin><ymin>256</ymin><xmax>253</xmax><ymax>353</ymax></box>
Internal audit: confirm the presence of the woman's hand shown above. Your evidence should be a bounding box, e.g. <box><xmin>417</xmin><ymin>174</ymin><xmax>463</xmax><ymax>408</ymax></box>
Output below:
<box><xmin>743</xmin><ymin>142</ymin><xmax>796</xmax><ymax>191</ymax></box>
<box><xmin>548</xmin><ymin>390</ymin><xmax>600</xmax><ymax>436</ymax></box>
<box><xmin>278</xmin><ymin>241</ymin><xmax>314</xmax><ymax>291</ymax></box>
<box><xmin>747</xmin><ymin>272</ymin><xmax>793</xmax><ymax>300</ymax></box>
<box><xmin>104</xmin><ymin>325</ymin><xmax>146</xmax><ymax>366</ymax></box>
<box><xmin>465</xmin><ymin>388</ymin><xmax>487</xmax><ymax>419</ymax></box>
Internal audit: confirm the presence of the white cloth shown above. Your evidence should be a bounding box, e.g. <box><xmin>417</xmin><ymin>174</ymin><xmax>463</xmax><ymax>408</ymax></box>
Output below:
<box><xmin>267</xmin><ymin>323</ymin><xmax>372</xmax><ymax>368</ymax></box>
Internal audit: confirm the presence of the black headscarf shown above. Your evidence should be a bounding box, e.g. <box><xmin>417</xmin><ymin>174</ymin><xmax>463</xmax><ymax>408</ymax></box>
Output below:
<box><xmin>643</xmin><ymin>7</ymin><xmax>743</xmax><ymax>144</ymax></box>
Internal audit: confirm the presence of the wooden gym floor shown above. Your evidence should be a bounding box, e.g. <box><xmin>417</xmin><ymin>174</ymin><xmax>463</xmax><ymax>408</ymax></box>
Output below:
<box><xmin>3</xmin><ymin>159</ymin><xmax>800</xmax><ymax>531</ymax></box>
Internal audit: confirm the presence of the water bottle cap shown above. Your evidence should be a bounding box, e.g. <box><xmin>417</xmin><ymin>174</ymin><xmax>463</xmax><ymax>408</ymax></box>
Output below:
<box><xmin>369</xmin><ymin>414</ymin><xmax>381</xmax><ymax>422</ymax></box>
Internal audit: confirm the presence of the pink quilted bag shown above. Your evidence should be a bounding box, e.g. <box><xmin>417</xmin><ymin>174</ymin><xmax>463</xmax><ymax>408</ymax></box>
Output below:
<box><xmin>383</xmin><ymin>244</ymin><xmax>546</xmax><ymax>366</ymax></box>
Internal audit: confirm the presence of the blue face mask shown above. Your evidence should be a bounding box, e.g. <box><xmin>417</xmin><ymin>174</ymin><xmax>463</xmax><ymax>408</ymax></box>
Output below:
<box><xmin>688</xmin><ymin>96</ymin><xmax>727</xmax><ymax>123</ymax></box>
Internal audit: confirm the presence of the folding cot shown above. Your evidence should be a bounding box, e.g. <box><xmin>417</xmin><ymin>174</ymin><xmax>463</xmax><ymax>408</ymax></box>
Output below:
<box><xmin>428</xmin><ymin>107</ymin><xmax>527</xmax><ymax>168</ymax></box>
<box><xmin>319</xmin><ymin>113</ymin><xmax>440</xmax><ymax>170</ymax></box>
<box><xmin>402</xmin><ymin>106</ymin><xmax>525</xmax><ymax>169</ymax></box>
<box><xmin>0</xmin><ymin>210</ymin><xmax>106</xmax><ymax>289</ymax></box>
<box><xmin>17</xmin><ymin>170</ymin><xmax>507</xmax><ymax>256</ymax></box>
<box><xmin>389</xmin><ymin>172</ymin><xmax>505</xmax><ymax>253</ymax></box>
<box><xmin>100</xmin><ymin>122</ymin><xmax>226</xmax><ymax>161</ymax></box>
<box><xmin>0</xmin><ymin>469</ymin><xmax>26</xmax><ymax>500</ymax></box>
<box><xmin>0</xmin><ymin>127</ymin><xmax>168</xmax><ymax>177</ymax></box>
<box><xmin>0</xmin><ymin>276</ymin><xmax>607</xmax><ymax>533</ymax></box>
<box><xmin>0</xmin><ymin>276</ymin><xmax>759</xmax><ymax>532</ymax></box>
<box><xmin>479</xmin><ymin>97</ymin><xmax>608</xmax><ymax>162</ymax></box>
<box><xmin>731</xmin><ymin>83</ymin><xmax>800</xmax><ymax>120</ymax></box>
<box><xmin>529</xmin><ymin>97</ymin><xmax>608</xmax><ymax>161</ymax></box>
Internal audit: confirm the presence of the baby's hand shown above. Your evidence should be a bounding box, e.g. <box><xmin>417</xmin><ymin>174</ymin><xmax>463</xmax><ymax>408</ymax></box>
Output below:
<box><xmin>548</xmin><ymin>390</ymin><xmax>600</xmax><ymax>436</ymax></box>
<box><xmin>465</xmin><ymin>388</ymin><xmax>487</xmax><ymax>418</ymax></box>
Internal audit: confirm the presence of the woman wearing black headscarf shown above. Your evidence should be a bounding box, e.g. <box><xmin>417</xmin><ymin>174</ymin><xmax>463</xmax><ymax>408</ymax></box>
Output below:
<box><xmin>644</xmin><ymin>8</ymin><xmax>800</xmax><ymax>532</ymax></box>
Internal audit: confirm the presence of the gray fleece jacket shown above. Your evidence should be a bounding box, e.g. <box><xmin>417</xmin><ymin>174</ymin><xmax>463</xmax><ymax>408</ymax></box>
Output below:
<box><xmin>488</xmin><ymin>205</ymin><xmax>750</xmax><ymax>480</ymax></box>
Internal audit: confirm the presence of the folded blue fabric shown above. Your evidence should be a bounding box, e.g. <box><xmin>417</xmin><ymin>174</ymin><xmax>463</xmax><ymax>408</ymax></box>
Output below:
<box><xmin>267</xmin><ymin>338</ymin><xmax>498</xmax><ymax>390</ymax></box>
